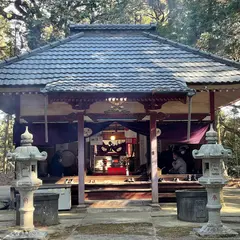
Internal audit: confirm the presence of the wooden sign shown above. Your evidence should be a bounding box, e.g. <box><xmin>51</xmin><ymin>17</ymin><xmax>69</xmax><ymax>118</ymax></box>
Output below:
<box><xmin>90</xmin><ymin>136</ymin><xmax>103</xmax><ymax>145</ymax></box>
<box><xmin>126</xmin><ymin>138</ymin><xmax>137</xmax><ymax>144</ymax></box>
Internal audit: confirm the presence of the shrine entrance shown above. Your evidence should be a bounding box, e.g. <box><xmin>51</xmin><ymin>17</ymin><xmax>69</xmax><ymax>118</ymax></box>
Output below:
<box><xmin>14</xmin><ymin>108</ymin><xmax>208</xmax><ymax>206</ymax></box>
<box><xmin>8</xmin><ymin>23</ymin><xmax>238</xmax><ymax>207</ymax></box>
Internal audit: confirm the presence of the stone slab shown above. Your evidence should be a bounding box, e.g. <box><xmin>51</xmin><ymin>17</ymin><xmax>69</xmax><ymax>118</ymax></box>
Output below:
<box><xmin>3</xmin><ymin>230</ymin><xmax>48</xmax><ymax>240</ymax></box>
<box><xmin>66</xmin><ymin>235</ymin><xmax>156</xmax><ymax>240</ymax></box>
<box><xmin>87</xmin><ymin>207</ymin><xmax>152</xmax><ymax>213</ymax></box>
<box><xmin>195</xmin><ymin>224</ymin><xmax>239</xmax><ymax>237</ymax></box>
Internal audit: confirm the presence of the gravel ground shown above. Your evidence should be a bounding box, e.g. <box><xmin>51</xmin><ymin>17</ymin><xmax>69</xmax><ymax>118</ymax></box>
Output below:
<box><xmin>0</xmin><ymin>173</ymin><xmax>14</xmax><ymax>186</ymax></box>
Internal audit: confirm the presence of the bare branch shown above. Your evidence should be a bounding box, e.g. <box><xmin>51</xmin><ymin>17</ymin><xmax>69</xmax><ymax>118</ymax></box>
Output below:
<box><xmin>0</xmin><ymin>6</ymin><xmax>23</xmax><ymax>20</ymax></box>
<box><xmin>14</xmin><ymin>0</ymin><xmax>28</xmax><ymax>16</ymax></box>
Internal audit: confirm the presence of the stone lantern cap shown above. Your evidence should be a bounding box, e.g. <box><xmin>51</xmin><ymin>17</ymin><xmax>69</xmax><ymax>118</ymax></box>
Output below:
<box><xmin>192</xmin><ymin>124</ymin><xmax>232</xmax><ymax>160</ymax></box>
<box><xmin>7</xmin><ymin>127</ymin><xmax>47</xmax><ymax>162</ymax></box>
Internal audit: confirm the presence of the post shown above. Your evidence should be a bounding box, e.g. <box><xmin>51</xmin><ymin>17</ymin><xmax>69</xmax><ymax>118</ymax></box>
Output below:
<box><xmin>44</xmin><ymin>95</ymin><xmax>48</xmax><ymax>143</ymax></box>
<box><xmin>209</xmin><ymin>91</ymin><xmax>215</xmax><ymax>121</ymax></box>
<box><xmin>150</xmin><ymin>113</ymin><xmax>158</xmax><ymax>204</ymax></box>
<box><xmin>3</xmin><ymin>114</ymin><xmax>10</xmax><ymax>173</ymax></box>
<box><xmin>78</xmin><ymin>113</ymin><xmax>85</xmax><ymax>206</ymax></box>
<box><xmin>19</xmin><ymin>189</ymin><xmax>35</xmax><ymax>229</ymax></box>
<box><xmin>187</xmin><ymin>96</ymin><xmax>192</xmax><ymax>141</ymax></box>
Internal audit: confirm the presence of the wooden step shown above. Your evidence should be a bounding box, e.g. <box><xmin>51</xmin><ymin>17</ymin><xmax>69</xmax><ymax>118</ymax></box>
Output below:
<box><xmin>72</xmin><ymin>191</ymin><xmax>176</xmax><ymax>204</ymax></box>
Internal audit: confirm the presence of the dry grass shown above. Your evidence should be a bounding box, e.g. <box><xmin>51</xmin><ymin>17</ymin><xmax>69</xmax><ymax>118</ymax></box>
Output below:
<box><xmin>156</xmin><ymin>226</ymin><xmax>193</xmax><ymax>238</ymax></box>
<box><xmin>48</xmin><ymin>223</ymin><xmax>153</xmax><ymax>239</ymax></box>
<box><xmin>75</xmin><ymin>223</ymin><xmax>153</xmax><ymax>236</ymax></box>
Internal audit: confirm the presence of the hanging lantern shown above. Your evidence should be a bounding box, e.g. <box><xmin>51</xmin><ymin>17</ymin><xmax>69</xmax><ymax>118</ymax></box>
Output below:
<box><xmin>156</xmin><ymin>128</ymin><xmax>161</xmax><ymax>137</ymax></box>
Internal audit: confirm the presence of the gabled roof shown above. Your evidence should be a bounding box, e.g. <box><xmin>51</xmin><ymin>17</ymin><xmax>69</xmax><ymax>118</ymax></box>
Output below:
<box><xmin>0</xmin><ymin>24</ymin><xmax>239</xmax><ymax>94</ymax></box>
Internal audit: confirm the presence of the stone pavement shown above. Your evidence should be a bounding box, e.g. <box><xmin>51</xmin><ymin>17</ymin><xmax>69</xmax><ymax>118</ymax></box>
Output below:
<box><xmin>0</xmin><ymin>202</ymin><xmax>239</xmax><ymax>240</ymax></box>
<box><xmin>0</xmin><ymin>187</ymin><xmax>239</xmax><ymax>240</ymax></box>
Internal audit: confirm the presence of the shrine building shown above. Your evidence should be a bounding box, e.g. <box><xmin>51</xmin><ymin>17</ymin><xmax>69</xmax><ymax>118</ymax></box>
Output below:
<box><xmin>0</xmin><ymin>24</ymin><xmax>240</xmax><ymax>206</ymax></box>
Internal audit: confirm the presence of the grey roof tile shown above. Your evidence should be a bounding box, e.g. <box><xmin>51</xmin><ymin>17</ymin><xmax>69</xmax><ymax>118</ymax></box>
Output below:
<box><xmin>0</xmin><ymin>24</ymin><xmax>239</xmax><ymax>93</ymax></box>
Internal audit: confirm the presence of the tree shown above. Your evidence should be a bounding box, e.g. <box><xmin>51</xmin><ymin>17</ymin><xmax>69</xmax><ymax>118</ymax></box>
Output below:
<box><xmin>0</xmin><ymin>0</ymin><xmax>149</xmax><ymax>51</ymax></box>
<box><xmin>0</xmin><ymin>15</ymin><xmax>14</xmax><ymax>59</ymax></box>
<box><xmin>156</xmin><ymin>0</ymin><xmax>240</xmax><ymax>61</ymax></box>
<box><xmin>0</xmin><ymin>112</ymin><xmax>14</xmax><ymax>173</ymax></box>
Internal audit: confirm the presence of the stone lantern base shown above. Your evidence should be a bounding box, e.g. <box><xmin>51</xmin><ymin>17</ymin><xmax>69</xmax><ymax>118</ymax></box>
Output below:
<box><xmin>4</xmin><ymin>229</ymin><xmax>48</xmax><ymax>240</ymax></box>
<box><xmin>195</xmin><ymin>224</ymin><xmax>238</xmax><ymax>238</ymax></box>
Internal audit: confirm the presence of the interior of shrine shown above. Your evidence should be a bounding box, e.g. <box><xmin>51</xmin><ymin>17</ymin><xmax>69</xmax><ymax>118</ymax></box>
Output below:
<box><xmin>13</xmin><ymin>121</ymin><xmax>209</xmax><ymax>179</ymax></box>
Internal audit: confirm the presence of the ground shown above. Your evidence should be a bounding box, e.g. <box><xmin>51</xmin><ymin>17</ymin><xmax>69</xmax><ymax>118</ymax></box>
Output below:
<box><xmin>0</xmin><ymin>187</ymin><xmax>239</xmax><ymax>240</ymax></box>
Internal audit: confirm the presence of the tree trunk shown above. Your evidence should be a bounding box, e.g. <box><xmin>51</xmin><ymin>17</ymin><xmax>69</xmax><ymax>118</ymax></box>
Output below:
<box><xmin>3</xmin><ymin>115</ymin><xmax>10</xmax><ymax>174</ymax></box>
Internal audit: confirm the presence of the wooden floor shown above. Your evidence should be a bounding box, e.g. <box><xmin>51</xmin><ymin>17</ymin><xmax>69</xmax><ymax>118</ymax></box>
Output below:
<box><xmin>40</xmin><ymin>174</ymin><xmax>204</xmax><ymax>205</ymax></box>
<box><xmin>42</xmin><ymin>174</ymin><xmax>202</xmax><ymax>184</ymax></box>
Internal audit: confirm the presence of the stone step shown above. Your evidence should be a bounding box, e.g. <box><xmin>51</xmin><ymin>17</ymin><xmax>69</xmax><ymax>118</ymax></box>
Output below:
<box><xmin>87</xmin><ymin>207</ymin><xmax>152</xmax><ymax>213</ymax></box>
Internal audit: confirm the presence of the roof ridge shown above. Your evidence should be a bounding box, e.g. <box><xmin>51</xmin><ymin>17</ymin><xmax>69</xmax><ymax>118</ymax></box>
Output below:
<box><xmin>70</xmin><ymin>23</ymin><xmax>157</xmax><ymax>31</ymax></box>
<box><xmin>143</xmin><ymin>32</ymin><xmax>240</xmax><ymax>69</ymax></box>
<box><xmin>0</xmin><ymin>32</ymin><xmax>84</xmax><ymax>68</ymax></box>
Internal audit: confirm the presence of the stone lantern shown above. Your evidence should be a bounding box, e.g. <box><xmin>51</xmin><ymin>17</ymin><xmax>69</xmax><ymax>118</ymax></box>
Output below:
<box><xmin>5</xmin><ymin>127</ymin><xmax>48</xmax><ymax>239</ymax></box>
<box><xmin>192</xmin><ymin>125</ymin><xmax>238</xmax><ymax>237</ymax></box>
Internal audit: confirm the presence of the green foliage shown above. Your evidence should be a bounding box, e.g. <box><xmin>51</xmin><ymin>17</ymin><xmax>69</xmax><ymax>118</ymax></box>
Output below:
<box><xmin>157</xmin><ymin>0</ymin><xmax>240</xmax><ymax>60</ymax></box>
<box><xmin>0</xmin><ymin>15</ymin><xmax>13</xmax><ymax>59</ymax></box>
<box><xmin>0</xmin><ymin>0</ymin><xmax>148</xmax><ymax>51</ymax></box>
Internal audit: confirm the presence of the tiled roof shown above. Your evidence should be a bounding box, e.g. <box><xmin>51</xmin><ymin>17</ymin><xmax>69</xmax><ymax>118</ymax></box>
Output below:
<box><xmin>41</xmin><ymin>76</ymin><xmax>189</xmax><ymax>93</ymax></box>
<box><xmin>0</xmin><ymin>24</ymin><xmax>239</xmax><ymax>93</ymax></box>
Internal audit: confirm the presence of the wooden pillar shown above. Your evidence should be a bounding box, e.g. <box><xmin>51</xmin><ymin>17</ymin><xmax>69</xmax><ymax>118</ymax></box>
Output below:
<box><xmin>187</xmin><ymin>96</ymin><xmax>193</xmax><ymax>141</ymax></box>
<box><xmin>44</xmin><ymin>95</ymin><xmax>48</xmax><ymax>143</ymax></box>
<box><xmin>14</xmin><ymin>95</ymin><xmax>21</xmax><ymax>147</ymax></box>
<box><xmin>15</xmin><ymin>95</ymin><xmax>20</xmax><ymax>123</ymax></box>
<box><xmin>78</xmin><ymin>113</ymin><xmax>85</xmax><ymax>206</ymax></box>
<box><xmin>210</xmin><ymin>91</ymin><xmax>215</xmax><ymax>121</ymax></box>
<box><xmin>150</xmin><ymin>113</ymin><xmax>158</xmax><ymax>204</ymax></box>
<box><xmin>135</xmin><ymin>133</ymin><xmax>140</xmax><ymax>170</ymax></box>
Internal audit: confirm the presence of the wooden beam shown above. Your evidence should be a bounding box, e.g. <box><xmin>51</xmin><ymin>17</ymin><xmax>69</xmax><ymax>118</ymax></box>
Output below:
<box><xmin>188</xmin><ymin>83</ymin><xmax>240</xmax><ymax>91</ymax></box>
<box><xmin>15</xmin><ymin>95</ymin><xmax>21</xmax><ymax>122</ymax></box>
<box><xmin>0</xmin><ymin>87</ymin><xmax>41</xmax><ymax>93</ymax></box>
<box><xmin>150</xmin><ymin>113</ymin><xmax>158</xmax><ymax>204</ymax></box>
<box><xmin>77</xmin><ymin>113</ymin><xmax>85</xmax><ymax>206</ymax></box>
<box><xmin>87</xmin><ymin>113</ymin><xmax>147</xmax><ymax>121</ymax></box>
<box><xmin>164</xmin><ymin>113</ymin><xmax>207</xmax><ymax>121</ymax></box>
<box><xmin>20</xmin><ymin>113</ymin><xmax>208</xmax><ymax>123</ymax></box>
<box><xmin>44</xmin><ymin>95</ymin><xmax>48</xmax><ymax>143</ymax></box>
<box><xmin>48</xmin><ymin>92</ymin><xmax>187</xmax><ymax>103</ymax></box>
